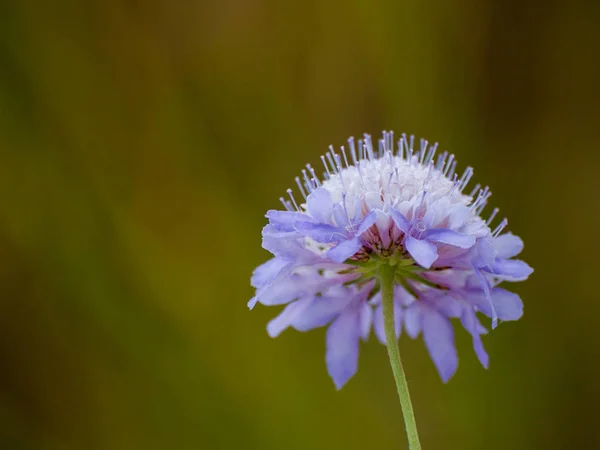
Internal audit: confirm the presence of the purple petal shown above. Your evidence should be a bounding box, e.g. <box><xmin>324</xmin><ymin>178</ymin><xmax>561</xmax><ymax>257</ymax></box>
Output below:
<box><xmin>486</xmin><ymin>259</ymin><xmax>533</xmax><ymax>281</ymax></box>
<box><xmin>292</xmin><ymin>295</ymin><xmax>352</xmax><ymax>332</ymax></box>
<box><xmin>326</xmin><ymin>311</ymin><xmax>362</xmax><ymax>389</ymax></box>
<box><xmin>460</xmin><ymin>309</ymin><xmax>489</xmax><ymax>368</ymax></box>
<box><xmin>421</xmin><ymin>308</ymin><xmax>458</xmax><ymax>382</ymax></box>
<box><xmin>266</xmin><ymin>210</ymin><xmax>309</xmax><ymax>232</ymax></box>
<box><xmin>359</xmin><ymin>302</ymin><xmax>373</xmax><ymax>341</ymax></box>
<box><xmin>490</xmin><ymin>289</ymin><xmax>524</xmax><ymax>321</ymax></box>
<box><xmin>474</xmin><ymin>238</ymin><xmax>496</xmax><ymax>268</ymax></box>
<box><xmin>326</xmin><ymin>238</ymin><xmax>362</xmax><ymax>263</ymax></box>
<box><xmin>267</xmin><ymin>295</ymin><xmax>350</xmax><ymax>337</ymax></box>
<box><xmin>307</xmin><ymin>188</ymin><xmax>333</xmax><ymax>223</ymax></box>
<box><xmin>295</xmin><ymin>222</ymin><xmax>344</xmax><ymax>243</ymax></box>
<box><xmin>463</xmin><ymin>288</ymin><xmax>523</xmax><ymax>322</ymax></box>
<box><xmin>257</xmin><ymin>275</ymin><xmax>308</xmax><ymax>306</ymax></box>
<box><xmin>494</xmin><ymin>233</ymin><xmax>524</xmax><ymax>259</ymax></box>
<box><xmin>356</xmin><ymin>211</ymin><xmax>377</xmax><ymax>235</ymax></box>
<box><xmin>403</xmin><ymin>303</ymin><xmax>422</xmax><ymax>339</ymax></box>
<box><xmin>425</xmin><ymin>229</ymin><xmax>476</xmax><ymax>249</ymax></box>
<box><xmin>332</xmin><ymin>203</ymin><xmax>349</xmax><ymax>228</ymax></box>
<box><xmin>474</xmin><ymin>268</ymin><xmax>498</xmax><ymax>329</ymax></box>
<box><xmin>390</xmin><ymin>209</ymin><xmax>411</xmax><ymax>233</ymax></box>
<box><xmin>267</xmin><ymin>298</ymin><xmax>312</xmax><ymax>337</ymax></box>
<box><xmin>406</xmin><ymin>236</ymin><xmax>438</xmax><ymax>269</ymax></box>
<box><xmin>251</xmin><ymin>257</ymin><xmax>290</xmax><ymax>289</ymax></box>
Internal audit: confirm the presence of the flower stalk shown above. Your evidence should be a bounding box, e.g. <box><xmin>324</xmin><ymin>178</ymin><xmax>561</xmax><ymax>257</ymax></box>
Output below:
<box><xmin>380</xmin><ymin>263</ymin><xmax>422</xmax><ymax>450</ymax></box>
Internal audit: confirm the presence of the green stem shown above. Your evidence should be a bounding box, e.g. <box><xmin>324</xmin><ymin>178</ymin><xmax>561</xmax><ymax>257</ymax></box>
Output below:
<box><xmin>379</xmin><ymin>263</ymin><xmax>422</xmax><ymax>450</ymax></box>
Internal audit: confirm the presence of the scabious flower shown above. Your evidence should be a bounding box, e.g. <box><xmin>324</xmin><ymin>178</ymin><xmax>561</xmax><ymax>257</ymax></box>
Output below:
<box><xmin>249</xmin><ymin>132</ymin><xmax>532</xmax><ymax>389</ymax></box>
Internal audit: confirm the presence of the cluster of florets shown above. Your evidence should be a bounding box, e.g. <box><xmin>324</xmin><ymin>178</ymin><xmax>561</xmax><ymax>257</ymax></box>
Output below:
<box><xmin>249</xmin><ymin>132</ymin><xmax>532</xmax><ymax>389</ymax></box>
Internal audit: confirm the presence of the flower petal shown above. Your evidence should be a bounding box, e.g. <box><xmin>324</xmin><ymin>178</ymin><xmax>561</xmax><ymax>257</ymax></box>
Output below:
<box><xmin>356</xmin><ymin>210</ymin><xmax>377</xmax><ymax>234</ymax></box>
<box><xmin>295</xmin><ymin>222</ymin><xmax>344</xmax><ymax>243</ymax></box>
<box><xmin>463</xmin><ymin>287</ymin><xmax>524</xmax><ymax>322</ymax></box>
<box><xmin>251</xmin><ymin>257</ymin><xmax>290</xmax><ymax>289</ymax></box>
<box><xmin>390</xmin><ymin>208</ymin><xmax>411</xmax><ymax>233</ymax></box>
<box><xmin>422</xmin><ymin>308</ymin><xmax>458</xmax><ymax>382</ymax></box>
<box><xmin>306</xmin><ymin>188</ymin><xmax>333</xmax><ymax>223</ymax></box>
<box><xmin>326</xmin><ymin>311</ymin><xmax>362</xmax><ymax>389</ymax></box>
<box><xmin>425</xmin><ymin>229</ymin><xmax>476</xmax><ymax>249</ymax></box>
<box><xmin>406</xmin><ymin>236</ymin><xmax>438</xmax><ymax>269</ymax></box>
<box><xmin>266</xmin><ymin>210</ymin><xmax>309</xmax><ymax>232</ymax></box>
<box><xmin>403</xmin><ymin>303</ymin><xmax>422</xmax><ymax>339</ymax></box>
<box><xmin>494</xmin><ymin>233</ymin><xmax>524</xmax><ymax>259</ymax></box>
<box><xmin>267</xmin><ymin>298</ymin><xmax>312</xmax><ymax>337</ymax></box>
<box><xmin>460</xmin><ymin>309</ymin><xmax>489</xmax><ymax>368</ymax></box>
<box><xmin>326</xmin><ymin>238</ymin><xmax>362</xmax><ymax>263</ymax></box>
<box><xmin>487</xmin><ymin>259</ymin><xmax>533</xmax><ymax>281</ymax></box>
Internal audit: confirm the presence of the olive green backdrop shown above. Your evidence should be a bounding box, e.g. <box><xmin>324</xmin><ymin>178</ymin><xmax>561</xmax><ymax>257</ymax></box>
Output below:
<box><xmin>0</xmin><ymin>1</ymin><xmax>598</xmax><ymax>449</ymax></box>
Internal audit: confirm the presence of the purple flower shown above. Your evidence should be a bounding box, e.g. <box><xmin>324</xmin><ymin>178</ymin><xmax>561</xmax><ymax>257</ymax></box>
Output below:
<box><xmin>249</xmin><ymin>132</ymin><xmax>533</xmax><ymax>388</ymax></box>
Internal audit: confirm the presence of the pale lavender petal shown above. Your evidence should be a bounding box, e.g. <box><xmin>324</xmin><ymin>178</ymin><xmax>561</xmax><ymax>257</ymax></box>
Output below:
<box><xmin>295</xmin><ymin>222</ymin><xmax>344</xmax><ymax>243</ymax></box>
<box><xmin>356</xmin><ymin>211</ymin><xmax>377</xmax><ymax>234</ymax></box>
<box><xmin>266</xmin><ymin>210</ymin><xmax>309</xmax><ymax>231</ymax></box>
<box><xmin>326</xmin><ymin>238</ymin><xmax>362</xmax><ymax>263</ymax></box>
<box><xmin>474</xmin><ymin>268</ymin><xmax>498</xmax><ymax>329</ymax></box>
<box><xmin>422</xmin><ymin>308</ymin><xmax>458</xmax><ymax>382</ymax></box>
<box><xmin>460</xmin><ymin>309</ymin><xmax>489</xmax><ymax>368</ymax></box>
<box><xmin>465</xmin><ymin>288</ymin><xmax>524</xmax><ymax>322</ymax></box>
<box><xmin>425</xmin><ymin>229</ymin><xmax>476</xmax><ymax>249</ymax></box>
<box><xmin>359</xmin><ymin>302</ymin><xmax>373</xmax><ymax>341</ymax></box>
<box><xmin>390</xmin><ymin>209</ymin><xmax>411</xmax><ymax>233</ymax></box>
<box><xmin>292</xmin><ymin>295</ymin><xmax>351</xmax><ymax>331</ymax></box>
<box><xmin>251</xmin><ymin>257</ymin><xmax>290</xmax><ymax>288</ymax></box>
<box><xmin>267</xmin><ymin>298</ymin><xmax>312</xmax><ymax>337</ymax></box>
<box><xmin>474</xmin><ymin>238</ymin><xmax>496</xmax><ymax>267</ymax></box>
<box><xmin>403</xmin><ymin>304</ymin><xmax>422</xmax><ymax>339</ymax></box>
<box><xmin>406</xmin><ymin>236</ymin><xmax>438</xmax><ymax>269</ymax></box>
<box><xmin>486</xmin><ymin>259</ymin><xmax>533</xmax><ymax>281</ymax></box>
<box><xmin>332</xmin><ymin>203</ymin><xmax>349</xmax><ymax>228</ymax></box>
<box><xmin>494</xmin><ymin>233</ymin><xmax>524</xmax><ymax>259</ymax></box>
<box><xmin>326</xmin><ymin>311</ymin><xmax>362</xmax><ymax>389</ymax></box>
<box><xmin>306</xmin><ymin>188</ymin><xmax>333</xmax><ymax>223</ymax></box>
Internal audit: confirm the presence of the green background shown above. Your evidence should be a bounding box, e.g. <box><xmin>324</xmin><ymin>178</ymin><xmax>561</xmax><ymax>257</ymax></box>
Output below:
<box><xmin>0</xmin><ymin>1</ymin><xmax>598</xmax><ymax>449</ymax></box>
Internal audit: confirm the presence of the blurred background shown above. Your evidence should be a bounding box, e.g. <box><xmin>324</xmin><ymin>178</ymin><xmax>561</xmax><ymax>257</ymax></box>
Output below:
<box><xmin>0</xmin><ymin>0</ymin><xmax>599</xmax><ymax>449</ymax></box>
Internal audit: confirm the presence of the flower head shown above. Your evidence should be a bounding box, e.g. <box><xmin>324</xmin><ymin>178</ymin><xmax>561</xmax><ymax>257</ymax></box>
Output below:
<box><xmin>249</xmin><ymin>132</ymin><xmax>532</xmax><ymax>389</ymax></box>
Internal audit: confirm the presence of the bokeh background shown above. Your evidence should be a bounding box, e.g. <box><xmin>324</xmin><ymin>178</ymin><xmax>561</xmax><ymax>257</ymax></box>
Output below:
<box><xmin>1</xmin><ymin>0</ymin><xmax>599</xmax><ymax>449</ymax></box>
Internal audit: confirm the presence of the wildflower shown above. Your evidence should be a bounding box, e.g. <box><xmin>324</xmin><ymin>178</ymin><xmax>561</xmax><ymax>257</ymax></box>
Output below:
<box><xmin>249</xmin><ymin>132</ymin><xmax>532</xmax><ymax>389</ymax></box>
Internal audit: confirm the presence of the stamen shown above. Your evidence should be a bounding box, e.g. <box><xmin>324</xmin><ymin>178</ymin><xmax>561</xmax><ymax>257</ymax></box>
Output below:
<box><xmin>436</xmin><ymin>151</ymin><xmax>448</xmax><ymax>171</ymax></box>
<box><xmin>424</xmin><ymin>142</ymin><xmax>438</xmax><ymax>165</ymax></box>
<box><xmin>486</xmin><ymin>207</ymin><xmax>499</xmax><ymax>225</ymax></box>
<box><xmin>307</xmin><ymin>164</ymin><xmax>321</xmax><ymax>186</ymax></box>
<box><xmin>340</xmin><ymin>145</ymin><xmax>349</xmax><ymax>168</ymax></box>
<box><xmin>397</xmin><ymin>139</ymin><xmax>404</xmax><ymax>160</ymax></box>
<box><xmin>320</xmin><ymin>155</ymin><xmax>332</xmax><ymax>177</ymax></box>
<box><xmin>458</xmin><ymin>167</ymin><xmax>474</xmax><ymax>192</ymax></box>
<box><xmin>295</xmin><ymin>176</ymin><xmax>307</xmax><ymax>200</ymax></box>
<box><xmin>302</xmin><ymin>169</ymin><xmax>314</xmax><ymax>192</ymax></box>
<box><xmin>326</xmin><ymin>152</ymin><xmax>337</xmax><ymax>174</ymax></box>
<box><xmin>469</xmin><ymin>183</ymin><xmax>481</xmax><ymax>198</ymax></box>
<box><xmin>363</xmin><ymin>134</ymin><xmax>375</xmax><ymax>159</ymax></box>
<box><xmin>443</xmin><ymin>154</ymin><xmax>455</xmax><ymax>176</ymax></box>
<box><xmin>280</xmin><ymin>197</ymin><xmax>293</xmax><ymax>211</ymax></box>
<box><xmin>492</xmin><ymin>218</ymin><xmax>508</xmax><ymax>237</ymax></box>
<box><xmin>446</xmin><ymin>160</ymin><xmax>457</xmax><ymax>179</ymax></box>
<box><xmin>419</xmin><ymin>139</ymin><xmax>427</xmax><ymax>165</ymax></box>
<box><xmin>348</xmin><ymin>137</ymin><xmax>358</xmax><ymax>165</ymax></box>
<box><xmin>287</xmin><ymin>188</ymin><xmax>300</xmax><ymax>211</ymax></box>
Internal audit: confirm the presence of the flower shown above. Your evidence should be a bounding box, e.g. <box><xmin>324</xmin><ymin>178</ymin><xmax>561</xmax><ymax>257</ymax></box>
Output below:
<box><xmin>249</xmin><ymin>132</ymin><xmax>533</xmax><ymax>389</ymax></box>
